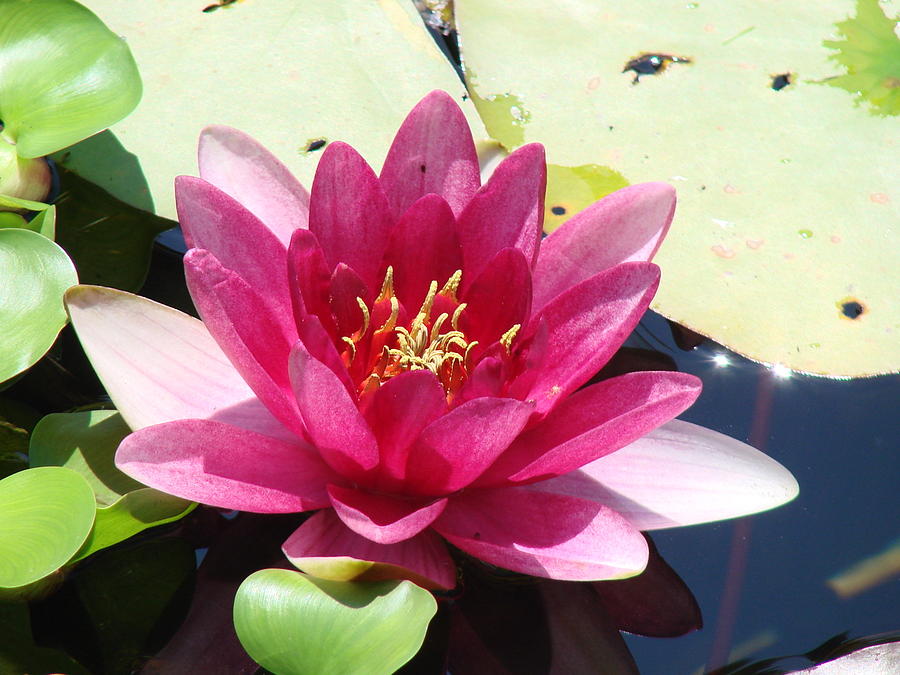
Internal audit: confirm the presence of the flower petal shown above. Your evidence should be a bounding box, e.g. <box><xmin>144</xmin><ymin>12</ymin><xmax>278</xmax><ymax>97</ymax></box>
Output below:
<box><xmin>327</xmin><ymin>484</ymin><xmax>447</xmax><ymax>544</ymax></box>
<box><xmin>64</xmin><ymin>285</ymin><xmax>288</xmax><ymax>439</ymax></box>
<box><xmin>198</xmin><ymin>125</ymin><xmax>310</xmax><ymax>246</ymax></box>
<box><xmin>404</xmin><ymin>398</ymin><xmax>535</xmax><ymax>495</ymax></box>
<box><xmin>287</xmin><ymin>229</ymin><xmax>333</xmax><ymax>334</ymax></box>
<box><xmin>362</xmin><ymin>370</ymin><xmax>447</xmax><ymax>485</ymax></box>
<box><xmin>283</xmin><ymin>510</ymin><xmax>456</xmax><ymax>590</ymax></box>
<box><xmin>520</xmin><ymin>262</ymin><xmax>660</xmax><ymax>415</ymax></box>
<box><xmin>532</xmin><ymin>419</ymin><xmax>800</xmax><ymax>530</ymax></box>
<box><xmin>308</xmin><ymin>142</ymin><xmax>392</xmax><ymax>292</ymax></box>
<box><xmin>288</xmin><ymin>340</ymin><xmax>379</xmax><ymax>480</ymax></box>
<box><xmin>457</xmin><ymin>143</ymin><xmax>546</xmax><ymax>286</ymax></box>
<box><xmin>478</xmin><ymin>371</ymin><xmax>701</xmax><ymax>486</ymax></box>
<box><xmin>116</xmin><ymin>419</ymin><xmax>335</xmax><ymax>512</ymax></box>
<box><xmin>533</xmin><ymin>183</ymin><xmax>675</xmax><ymax>313</ymax></box>
<box><xmin>185</xmin><ymin>249</ymin><xmax>304</xmax><ymax>435</ymax></box>
<box><xmin>434</xmin><ymin>487</ymin><xmax>648</xmax><ymax>581</ymax></box>
<box><xmin>384</xmin><ymin>193</ymin><xmax>462</xmax><ymax>312</ymax></box>
<box><xmin>460</xmin><ymin>247</ymin><xmax>532</xmax><ymax>350</ymax></box>
<box><xmin>175</xmin><ymin>176</ymin><xmax>291</xmax><ymax>319</ymax></box>
<box><xmin>379</xmin><ymin>90</ymin><xmax>480</xmax><ymax>219</ymax></box>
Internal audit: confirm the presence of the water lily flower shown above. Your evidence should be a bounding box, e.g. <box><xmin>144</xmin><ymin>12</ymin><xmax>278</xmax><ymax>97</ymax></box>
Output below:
<box><xmin>65</xmin><ymin>91</ymin><xmax>798</xmax><ymax>590</ymax></box>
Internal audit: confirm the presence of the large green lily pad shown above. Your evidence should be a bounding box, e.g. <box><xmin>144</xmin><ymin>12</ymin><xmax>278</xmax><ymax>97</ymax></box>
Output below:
<box><xmin>66</xmin><ymin>0</ymin><xmax>484</xmax><ymax>216</ymax></box>
<box><xmin>234</xmin><ymin>569</ymin><xmax>437</xmax><ymax>675</ymax></box>
<box><xmin>455</xmin><ymin>0</ymin><xmax>899</xmax><ymax>377</ymax></box>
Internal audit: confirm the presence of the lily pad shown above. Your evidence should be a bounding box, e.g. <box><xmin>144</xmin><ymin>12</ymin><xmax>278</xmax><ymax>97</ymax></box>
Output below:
<box><xmin>0</xmin><ymin>603</ymin><xmax>90</xmax><ymax>675</ymax></box>
<box><xmin>0</xmin><ymin>466</ymin><xmax>95</xmax><ymax>590</ymax></box>
<box><xmin>234</xmin><ymin>569</ymin><xmax>437</xmax><ymax>675</ymax></box>
<box><xmin>454</xmin><ymin>0</ymin><xmax>899</xmax><ymax>377</ymax></box>
<box><xmin>0</xmin><ymin>228</ymin><xmax>78</xmax><ymax>383</ymax></box>
<box><xmin>0</xmin><ymin>0</ymin><xmax>142</xmax><ymax>158</ymax></box>
<box><xmin>62</xmin><ymin>0</ymin><xmax>484</xmax><ymax>218</ymax></box>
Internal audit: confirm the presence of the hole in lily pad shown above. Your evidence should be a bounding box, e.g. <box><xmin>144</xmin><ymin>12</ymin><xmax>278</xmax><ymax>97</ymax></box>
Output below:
<box><xmin>839</xmin><ymin>299</ymin><xmax>865</xmax><ymax>319</ymax></box>
<box><xmin>301</xmin><ymin>138</ymin><xmax>327</xmax><ymax>154</ymax></box>
<box><xmin>550</xmin><ymin>205</ymin><xmax>566</xmax><ymax>216</ymax></box>
<box><xmin>623</xmin><ymin>53</ymin><xmax>691</xmax><ymax>84</ymax></box>
<box><xmin>771</xmin><ymin>73</ymin><xmax>793</xmax><ymax>90</ymax></box>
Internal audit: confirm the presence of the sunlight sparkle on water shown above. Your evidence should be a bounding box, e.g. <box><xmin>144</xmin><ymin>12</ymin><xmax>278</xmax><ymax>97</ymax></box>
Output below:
<box><xmin>770</xmin><ymin>363</ymin><xmax>792</xmax><ymax>379</ymax></box>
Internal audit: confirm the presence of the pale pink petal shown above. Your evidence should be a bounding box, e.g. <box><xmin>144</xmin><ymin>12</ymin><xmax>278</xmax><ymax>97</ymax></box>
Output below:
<box><xmin>175</xmin><ymin>176</ymin><xmax>292</xmax><ymax>320</ymax></box>
<box><xmin>404</xmin><ymin>398</ymin><xmax>535</xmax><ymax>495</ymax></box>
<box><xmin>460</xmin><ymin>247</ymin><xmax>532</xmax><ymax>350</ymax></box>
<box><xmin>283</xmin><ymin>510</ymin><xmax>456</xmax><ymax>590</ymax></box>
<box><xmin>379</xmin><ymin>90</ymin><xmax>480</xmax><ymax>219</ymax></box>
<box><xmin>288</xmin><ymin>340</ymin><xmax>379</xmax><ymax>481</ymax></box>
<box><xmin>327</xmin><ymin>484</ymin><xmax>447</xmax><ymax>544</ymax></box>
<box><xmin>185</xmin><ymin>250</ymin><xmax>304</xmax><ymax>436</ymax></box>
<box><xmin>308</xmin><ymin>142</ymin><xmax>392</xmax><ymax>292</ymax></box>
<box><xmin>521</xmin><ymin>262</ymin><xmax>660</xmax><ymax>415</ymax></box>
<box><xmin>64</xmin><ymin>286</ymin><xmax>289</xmax><ymax>440</ymax></box>
<box><xmin>198</xmin><ymin>125</ymin><xmax>310</xmax><ymax>246</ymax></box>
<box><xmin>533</xmin><ymin>183</ymin><xmax>676</xmax><ymax>313</ymax></box>
<box><xmin>478</xmin><ymin>371</ymin><xmax>701</xmax><ymax>486</ymax></box>
<box><xmin>457</xmin><ymin>143</ymin><xmax>546</xmax><ymax>286</ymax></box>
<box><xmin>362</xmin><ymin>370</ymin><xmax>447</xmax><ymax>485</ymax></box>
<box><xmin>532</xmin><ymin>420</ymin><xmax>800</xmax><ymax>530</ymax></box>
<box><xmin>434</xmin><ymin>487</ymin><xmax>648</xmax><ymax>581</ymax></box>
<box><xmin>384</xmin><ymin>194</ymin><xmax>462</xmax><ymax>312</ymax></box>
<box><xmin>116</xmin><ymin>419</ymin><xmax>335</xmax><ymax>512</ymax></box>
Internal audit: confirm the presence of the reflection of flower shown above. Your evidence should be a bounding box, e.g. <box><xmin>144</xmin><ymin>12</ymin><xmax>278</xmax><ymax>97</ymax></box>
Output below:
<box><xmin>66</xmin><ymin>91</ymin><xmax>797</xmax><ymax>590</ymax></box>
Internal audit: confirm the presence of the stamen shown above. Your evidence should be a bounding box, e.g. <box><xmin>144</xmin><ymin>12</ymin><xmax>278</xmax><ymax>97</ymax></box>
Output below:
<box><xmin>376</xmin><ymin>296</ymin><xmax>400</xmax><ymax>334</ymax></box>
<box><xmin>451</xmin><ymin>303</ymin><xmax>467</xmax><ymax>330</ymax></box>
<box><xmin>500</xmin><ymin>324</ymin><xmax>521</xmax><ymax>353</ymax></box>
<box><xmin>439</xmin><ymin>269</ymin><xmax>462</xmax><ymax>300</ymax></box>
<box><xmin>377</xmin><ymin>266</ymin><xmax>394</xmax><ymax>302</ymax></box>
<box><xmin>341</xmin><ymin>336</ymin><xmax>357</xmax><ymax>362</ymax></box>
<box><xmin>418</xmin><ymin>281</ymin><xmax>438</xmax><ymax>322</ymax></box>
<box><xmin>352</xmin><ymin>297</ymin><xmax>370</xmax><ymax>340</ymax></box>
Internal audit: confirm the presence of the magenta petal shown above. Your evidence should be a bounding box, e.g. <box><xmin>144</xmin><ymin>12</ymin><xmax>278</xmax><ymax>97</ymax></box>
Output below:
<box><xmin>460</xmin><ymin>247</ymin><xmax>532</xmax><ymax>349</ymax></box>
<box><xmin>288</xmin><ymin>340</ymin><xmax>379</xmax><ymax>480</ymax></box>
<box><xmin>434</xmin><ymin>487</ymin><xmax>649</xmax><ymax>581</ymax></box>
<box><xmin>116</xmin><ymin>419</ymin><xmax>334</xmax><ymax>512</ymax></box>
<box><xmin>453</xmin><ymin>356</ymin><xmax>504</xmax><ymax>406</ymax></box>
<box><xmin>295</xmin><ymin>312</ymin><xmax>355</xmax><ymax>397</ymax></box>
<box><xmin>533</xmin><ymin>183</ymin><xmax>675</xmax><ymax>313</ymax></box>
<box><xmin>457</xmin><ymin>143</ymin><xmax>546</xmax><ymax>286</ymax></box>
<box><xmin>404</xmin><ymin>398</ymin><xmax>535</xmax><ymax>495</ymax></box>
<box><xmin>198</xmin><ymin>125</ymin><xmax>310</xmax><ymax>246</ymax></box>
<box><xmin>478</xmin><ymin>371</ymin><xmax>701</xmax><ymax>486</ymax></box>
<box><xmin>283</xmin><ymin>510</ymin><xmax>456</xmax><ymax>589</ymax></box>
<box><xmin>327</xmin><ymin>484</ymin><xmax>448</xmax><ymax>544</ymax></box>
<box><xmin>287</xmin><ymin>229</ymin><xmax>333</xmax><ymax>332</ymax></box>
<box><xmin>309</xmin><ymin>142</ymin><xmax>392</xmax><ymax>292</ymax></box>
<box><xmin>522</xmin><ymin>262</ymin><xmax>660</xmax><ymax>415</ymax></box>
<box><xmin>379</xmin><ymin>90</ymin><xmax>480</xmax><ymax>219</ymax></box>
<box><xmin>329</xmin><ymin>263</ymin><xmax>371</xmax><ymax>338</ymax></box>
<box><xmin>175</xmin><ymin>176</ymin><xmax>291</xmax><ymax>319</ymax></box>
<box><xmin>362</xmin><ymin>370</ymin><xmax>447</xmax><ymax>484</ymax></box>
<box><xmin>184</xmin><ymin>250</ymin><xmax>304</xmax><ymax>436</ymax></box>
<box><xmin>385</xmin><ymin>194</ymin><xmax>462</xmax><ymax>311</ymax></box>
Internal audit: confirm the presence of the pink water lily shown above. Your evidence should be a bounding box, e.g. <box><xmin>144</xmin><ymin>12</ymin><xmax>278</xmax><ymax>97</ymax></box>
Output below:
<box><xmin>65</xmin><ymin>91</ymin><xmax>797</xmax><ymax>590</ymax></box>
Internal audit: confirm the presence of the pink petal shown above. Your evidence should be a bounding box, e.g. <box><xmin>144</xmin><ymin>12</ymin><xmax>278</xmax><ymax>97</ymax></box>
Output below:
<box><xmin>116</xmin><ymin>419</ymin><xmax>334</xmax><ymax>512</ymax></box>
<box><xmin>460</xmin><ymin>247</ymin><xmax>532</xmax><ymax>350</ymax></box>
<box><xmin>404</xmin><ymin>398</ymin><xmax>535</xmax><ymax>495</ymax></box>
<box><xmin>308</xmin><ymin>142</ymin><xmax>392</xmax><ymax>292</ymax></box>
<box><xmin>362</xmin><ymin>370</ymin><xmax>447</xmax><ymax>485</ymax></box>
<box><xmin>532</xmin><ymin>183</ymin><xmax>676</xmax><ymax>313</ymax></box>
<box><xmin>185</xmin><ymin>249</ymin><xmax>304</xmax><ymax>436</ymax></box>
<box><xmin>434</xmin><ymin>487</ymin><xmax>648</xmax><ymax>581</ymax></box>
<box><xmin>197</xmin><ymin>125</ymin><xmax>310</xmax><ymax>246</ymax></box>
<box><xmin>457</xmin><ymin>143</ymin><xmax>546</xmax><ymax>287</ymax></box>
<box><xmin>329</xmin><ymin>263</ymin><xmax>370</xmax><ymax>339</ymax></box>
<box><xmin>478</xmin><ymin>371</ymin><xmax>701</xmax><ymax>486</ymax></box>
<box><xmin>287</xmin><ymin>229</ymin><xmax>333</xmax><ymax>334</ymax></box>
<box><xmin>64</xmin><ymin>286</ymin><xmax>289</xmax><ymax>439</ymax></box>
<box><xmin>384</xmin><ymin>194</ymin><xmax>462</xmax><ymax>312</ymax></box>
<box><xmin>520</xmin><ymin>262</ymin><xmax>660</xmax><ymax>415</ymax></box>
<box><xmin>453</xmin><ymin>356</ymin><xmax>504</xmax><ymax>406</ymax></box>
<box><xmin>295</xmin><ymin>312</ymin><xmax>355</xmax><ymax>397</ymax></box>
<box><xmin>288</xmin><ymin>340</ymin><xmax>379</xmax><ymax>481</ymax></box>
<box><xmin>379</xmin><ymin>90</ymin><xmax>480</xmax><ymax>219</ymax></box>
<box><xmin>283</xmin><ymin>510</ymin><xmax>456</xmax><ymax>590</ymax></box>
<box><xmin>175</xmin><ymin>176</ymin><xmax>291</xmax><ymax>320</ymax></box>
<box><xmin>533</xmin><ymin>420</ymin><xmax>800</xmax><ymax>530</ymax></box>
<box><xmin>327</xmin><ymin>484</ymin><xmax>447</xmax><ymax>544</ymax></box>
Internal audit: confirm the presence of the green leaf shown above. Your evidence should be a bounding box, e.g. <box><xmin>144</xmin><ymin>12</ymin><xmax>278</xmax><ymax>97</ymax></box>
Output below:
<box><xmin>0</xmin><ymin>228</ymin><xmax>78</xmax><ymax>383</ymax></box>
<box><xmin>30</xmin><ymin>410</ymin><xmax>141</xmax><ymax>505</ymax></box>
<box><xmin>58</xmin><ymin>0</ymin><xmax>483</xmax><ymax>220</ymax></box>
<box><xmin>0</xmin><ymin>194</ymin><xmax>51</xmax><ymax>212</ymax></box>
<box><xmin>0</xmin><ymin>466</ymin><xmax>95</xmax><ymax>589</ymax></box>
<box><xmin>53</xmin><ymin>168</ymin><xmax>172</xmax><ymax>291</ymax></box>
<box><xmin>455</xmin><ymin>0</ymin><xmax>900</xmax><ymax>377</ymax></box>
<box><xmin>0</xmin><ymin>0</ymin><xmax>142</xmax><ymax>158</ymax></box>
<box><xmin>0</xmin><ymin>603</ymin><xmax>90</xmax><ymax>675</ymax></box>
<box><xmin>821</xmin><ymin>0</ymin><xmax>900</xmax><ymax>115</ymax></box>
<box><xmin>234</xmin><ymin>569</ymin><xmax>437</xmax><ymax>675</ymax></box>
<box><xmin>544</xmin><ymin>164</ymin><xmax>630</xmax><ymax>233</ymax></box>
